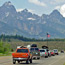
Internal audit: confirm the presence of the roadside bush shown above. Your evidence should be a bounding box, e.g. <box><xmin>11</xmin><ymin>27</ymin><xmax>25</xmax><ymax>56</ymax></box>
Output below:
<box><xmin>0</xmin><ymin>40</ymin><xmax>11</xmax><ymax>54</ymax></box>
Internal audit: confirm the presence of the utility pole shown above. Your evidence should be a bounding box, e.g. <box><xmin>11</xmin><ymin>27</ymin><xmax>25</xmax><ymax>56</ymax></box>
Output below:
<box><xmin>47</xmin><ymin>33</ymin><xmax>48</xmax><ymax>47</ymax></box>
<box><xmin>47</xmin><ymin>33</ymin><xmax>50</xmax><ymax>47</ymax></box>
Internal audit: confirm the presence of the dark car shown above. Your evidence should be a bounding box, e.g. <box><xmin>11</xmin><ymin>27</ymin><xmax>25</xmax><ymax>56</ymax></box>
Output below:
<box><xmin>61</xmin><ymin>50</ymin><xmax>64</xmax><ymax>53</ymax></box>
<box><xmin>31</xmin><ymin>44</ymin><xmax>37</xmax><ymax>47</ymax></box>
<box><xmin>30</xmin><ymin>47</ymin><xmax>40</xmax><ymax>59</ymax></box>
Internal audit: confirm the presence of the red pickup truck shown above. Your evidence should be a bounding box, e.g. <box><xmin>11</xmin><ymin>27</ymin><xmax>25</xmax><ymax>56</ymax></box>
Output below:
<box><xmin>12</xmin><ymin>47</ymin><xmax>32</xmax><ymax>64</ymax></box>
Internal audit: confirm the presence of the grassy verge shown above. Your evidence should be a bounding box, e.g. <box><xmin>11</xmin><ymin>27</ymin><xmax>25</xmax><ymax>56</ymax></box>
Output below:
<box><xmin>63</xmin><ymin>63</ymin><xmax>65</xmax><ymax>65</ymax></box>
<box><xmin>10</xmin><ymin>41</ymin><xmax>65</xmax><ymax>51</ymax></box>
<box><xmin>0</xmin><ymin>53</ymin><xmax>12</xmax><ymax>56</ymax></box>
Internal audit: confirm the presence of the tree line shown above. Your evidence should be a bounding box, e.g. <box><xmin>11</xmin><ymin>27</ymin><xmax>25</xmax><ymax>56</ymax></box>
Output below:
<box><xmin>0</xmin><ymin>34</ymin><xmax>65</xmax><ymax>42</ymax></box>
<box><xmin>0</xmin><ymin>34</ymin><xmax>43</xmax><ymax>42</ymax></box>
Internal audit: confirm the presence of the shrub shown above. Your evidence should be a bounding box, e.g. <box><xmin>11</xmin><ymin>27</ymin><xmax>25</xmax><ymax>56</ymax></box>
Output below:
<box><xmin>0</xmin><ymin>40</ymin><xmax>11</xmax><ymax>54</ymax></box>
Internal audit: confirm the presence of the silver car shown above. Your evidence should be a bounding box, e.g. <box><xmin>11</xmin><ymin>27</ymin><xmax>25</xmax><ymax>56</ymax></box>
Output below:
<box><xmin>40</xmin><ymin>49</ymin><xmax>48</xmax><ymax>58</ymax></box>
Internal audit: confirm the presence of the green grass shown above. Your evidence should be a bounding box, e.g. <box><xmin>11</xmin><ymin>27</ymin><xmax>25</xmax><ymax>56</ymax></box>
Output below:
<box><xmin>63</xmin><ymin>63</ymin><xmax>65</xmax><ymax>65</ymax></box>
<box><xmin>0</xmin><ymin>53</ymin><xmax>12</xmax><ymax>56</ymax></box>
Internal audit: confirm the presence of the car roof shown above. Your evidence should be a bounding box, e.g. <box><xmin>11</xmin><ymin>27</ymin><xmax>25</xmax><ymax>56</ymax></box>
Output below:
<box><xmin>53</xmin><ymin>49</ymin><xmax>58</xmax><ymax>50</ymax></box>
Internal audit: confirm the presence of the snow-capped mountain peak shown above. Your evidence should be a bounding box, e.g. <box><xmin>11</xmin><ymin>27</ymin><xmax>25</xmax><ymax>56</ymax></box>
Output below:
<box><xmin>3</xmin><ymin>1</ymin><xmax>12</xmax><ymax>6</ymax></box>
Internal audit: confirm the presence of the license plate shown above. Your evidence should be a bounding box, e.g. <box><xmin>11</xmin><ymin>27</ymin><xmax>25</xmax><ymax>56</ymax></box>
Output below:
<box><xmin>36</xmin><ymin>53</ymin><xmax>38</xmax><ymax>54</ymax></box>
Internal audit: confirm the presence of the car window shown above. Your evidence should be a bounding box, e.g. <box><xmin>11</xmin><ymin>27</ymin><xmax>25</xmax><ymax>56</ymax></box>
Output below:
<box><xmin>54</xmin><ymin>50</ymin><xmax>58</xmax><ymax>52</ymax></box>
<box><xmin>35</xmin><ymin>48</ymin><xmax>39</xmax><ymax>51</ymax></box>
<box><xmin>40</xmin><ymin>50</ymin><xmax>45</xmax><ymax>52</ymax></box>
<box><xmin>17</xmin><ymin>49</ymin><xmax>28</xmax><ymax>53</ymax></box>
<box><xmin>30</xmin><ymin>48</ymin><xmax>34</xmax><ymax>51</ymax></box>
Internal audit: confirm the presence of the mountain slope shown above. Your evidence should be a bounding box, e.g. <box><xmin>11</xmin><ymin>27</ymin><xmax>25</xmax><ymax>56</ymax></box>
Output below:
<box><xmin>0</xmin><ymin>1</ymin><xmax>65</xmax><ymax>39</ymax></box>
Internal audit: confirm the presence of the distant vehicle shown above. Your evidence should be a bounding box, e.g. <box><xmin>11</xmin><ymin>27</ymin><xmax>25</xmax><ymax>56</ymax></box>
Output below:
<box><xmin>42</xmin><ymin>46</ymin><xmax>50</xmax><ymax>57</ymax></box>
<box><xmin>27</xmin><ymin>45</ymin><xmax>31</xmax><ymax>49</ymax></box>
<box><xmin>42</xmin><ymin>46</ymin><xmax>48</xmax><ymax>49</ymax></box>
<box><xmin>12</xmin><ymin>47</ymin><xmax>32</xmax><ymax>64</ymax></box>
<box><xmin>53</xmin><ymin>49</ymin><xmax>59</xmax><ymax>55</ymax></box>
<box><xmin>50</xmin><ymin>50</ymin><xmax>55</xmax><ymax>56</ymax></box>
<box><xmin>61</xmin><ymin>50</ymin><xmax>64</xmax><ymax>53</ymax></box>
<box><xmin>30</xmin><ymin>47</ymin><xmax>40</xmax><ymax>59</ymax></box>
<box><xmin>40</xmin><ymin>49</ymin><xmax>48</xmax><ymax>58</ymax></box>
<box><xmin>48</xmin><ymin>50</ymin><xmax>51</xmax><ymax>57</ymax></box>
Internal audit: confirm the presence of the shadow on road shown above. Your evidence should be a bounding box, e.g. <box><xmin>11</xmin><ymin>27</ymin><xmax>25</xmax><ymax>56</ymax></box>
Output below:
<box><xmin>16</xmin><ymin>62</ymin><xmax>39</xmax><ymax>65</ymax></box>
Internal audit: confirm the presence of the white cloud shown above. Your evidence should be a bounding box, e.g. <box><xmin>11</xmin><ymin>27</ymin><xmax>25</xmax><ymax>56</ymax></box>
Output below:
<box><xmin>28</xmin><ymin>0</ymin><xmax>46</xmax><ymax>7</ymax></box>
<box><xmin>60</xmin><ymin>4</ymin><xmax>65</xmax><ymax>17</ymax></box>
<box><xmin>55</xmin><ymin>0</ymin><xmax>65</xmax><ymax>3</ymax></box>
<box><xmin>54</xmin><ymin>4</ymin><xmax>65</xmax><ymax>17</ymax></box>
<box><xmin>55</xmin><ymin>6</ymin><xmax>61</xmax><ymax>10</ymax></box>
<box><xmin>16</xmin><ymin>8</ymin><xmax>35</xmax><ymax>13</ymax></box>
<box><xmin>50</xmin><ymin>0</ymin><xmax>65</xmax><ymax>4</ymax></box>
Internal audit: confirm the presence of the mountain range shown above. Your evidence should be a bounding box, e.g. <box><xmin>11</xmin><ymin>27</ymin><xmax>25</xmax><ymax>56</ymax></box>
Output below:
<box><xmin>0</xmin><ymin>1</ymin><xmax>65</xmax><ymax>39</ymax></box>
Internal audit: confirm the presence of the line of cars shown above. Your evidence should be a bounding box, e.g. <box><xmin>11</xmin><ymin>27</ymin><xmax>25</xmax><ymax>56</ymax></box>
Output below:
<box><xmin>12</xmin><ymin>44</ymin><xmax>40</xmax><ymax>64</ymax></box>
<box><xmin>12</xmin><ymin>44</ymin><xmax>59</xmax><ymax>64</ymax></box>
<box><xmin>40</xmin><ymin>49</ymin><xmax>59</xmax><ymax>58</ymax></box>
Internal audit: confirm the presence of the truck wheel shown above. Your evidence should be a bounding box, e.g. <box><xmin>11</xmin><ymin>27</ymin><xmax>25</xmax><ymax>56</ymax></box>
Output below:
<box><xmin>37</xmin><ymin>57</ymin><xmax>40</xmax><ymax>59</ymax></box>
<box><xmin>13</xmin><ymin>62</ymin><xmax>16</xmax><ymax>64</ymax></box>
<box><xmin>18</xmin><ymin>61</ymin><xmax>20</xmax><ymax>63</ymax></box>
<box><xmin>26</xmin><ymin>59</ymin><xmax>29</xmax><ymax>64</ymax></box>
<box><xmin>13</xmin><ymin>60</ymin><xmax>16</xmax><ymax>64</ymax></box>
<box><xmin>30</xmin><ymin>58</ymin><xmax>32</xmax><ymax>63</ymax></box>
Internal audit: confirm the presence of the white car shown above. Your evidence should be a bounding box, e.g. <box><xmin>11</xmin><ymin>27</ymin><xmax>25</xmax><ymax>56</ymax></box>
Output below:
<box><xmin>40</xmin><ymin>49</ymin><xmax>48</xmax><ymax>58</ymax></box>
<box><xmin>53</xmin><ymin>49</ymin><xmax>59</xmax><ymax>55</ymax></box>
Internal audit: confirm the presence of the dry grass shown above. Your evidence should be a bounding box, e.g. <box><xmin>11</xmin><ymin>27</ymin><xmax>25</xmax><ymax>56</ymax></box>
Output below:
<box><xmin>9</xmin><ymin>40</ymin><xmax>65</xmax><ymax>51</ymax></box>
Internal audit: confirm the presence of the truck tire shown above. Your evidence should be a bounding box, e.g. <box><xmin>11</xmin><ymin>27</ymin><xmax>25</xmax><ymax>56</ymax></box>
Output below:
<box><xmin>37</xmin><ymin>57</ymin><xmax>40</xmax><ymax>59</ymax></box>
<box><xmin>13</xmin><ymin>59</ymin><xmax>16</xmax><ymax>64</ymax></box>
<box><xmin>30</xmin><ymin>58</ymin><xmax>32</xmax><ymax>63</ymax></box>
<box><xmin>26</xmin><ymin>59</ymin><xmax>29</xmax><ymax>64</ymax></box>
<box><xmin>18</xmin><ymin>61</ymin><xmax>20</xmax><ymax>63</ymax></box>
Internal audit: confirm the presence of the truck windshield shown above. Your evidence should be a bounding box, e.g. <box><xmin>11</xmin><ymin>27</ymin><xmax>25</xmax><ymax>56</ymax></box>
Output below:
<box><xmin>17</xmin><ymin>49</ymin><xmax>28</xmax><ymax>53</ymax></box>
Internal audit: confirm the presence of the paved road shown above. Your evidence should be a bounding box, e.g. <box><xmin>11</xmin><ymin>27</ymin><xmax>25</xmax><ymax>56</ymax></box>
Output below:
<box><xmin>0</xmin><ymin>53</ymin><xmax>65</xmax><ymax>65</ymax></box>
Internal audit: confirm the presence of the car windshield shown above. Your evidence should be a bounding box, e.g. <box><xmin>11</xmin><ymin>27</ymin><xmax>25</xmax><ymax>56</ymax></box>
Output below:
<box><xmin>30</xmin><ymin>48</ymin><xmax>34</xmax><ymax>51</ymax></box>
<box><xmin>40</xmin><ymin>50</ymin><xmax>45</xmax><ymax>52</ymax></box>
<box><xmin>54</xmin><ymin>50</ymin><xmax>58</xmax><ymax>52</ymax></box>
<box><xmin>51</xmin><ymin>50</ymin><xmax>54</xmax><ymax>52</ymax></box>
<box><xmin>17</xmin><ymin>49</ymin><xmax>28</xmax><ymax>53</ymax></box>
<box><xmin>30</xmin><ymin>48</ymin><xmax>39</xmax><ymax>51</ymax></box>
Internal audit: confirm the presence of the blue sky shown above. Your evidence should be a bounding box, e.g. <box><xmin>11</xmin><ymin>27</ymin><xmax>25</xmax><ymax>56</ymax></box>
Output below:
<box><xmin>0</xmin><ymin>0</ymin><xmax>65</xmax><ymax>16</ymax></box>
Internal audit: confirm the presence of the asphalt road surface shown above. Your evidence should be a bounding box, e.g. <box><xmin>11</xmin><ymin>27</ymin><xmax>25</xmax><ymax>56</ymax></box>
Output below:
<box><xmin>0</xmin><ymin>53</ymin><xmax>65</xmax><ymax>65</ymax></box>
